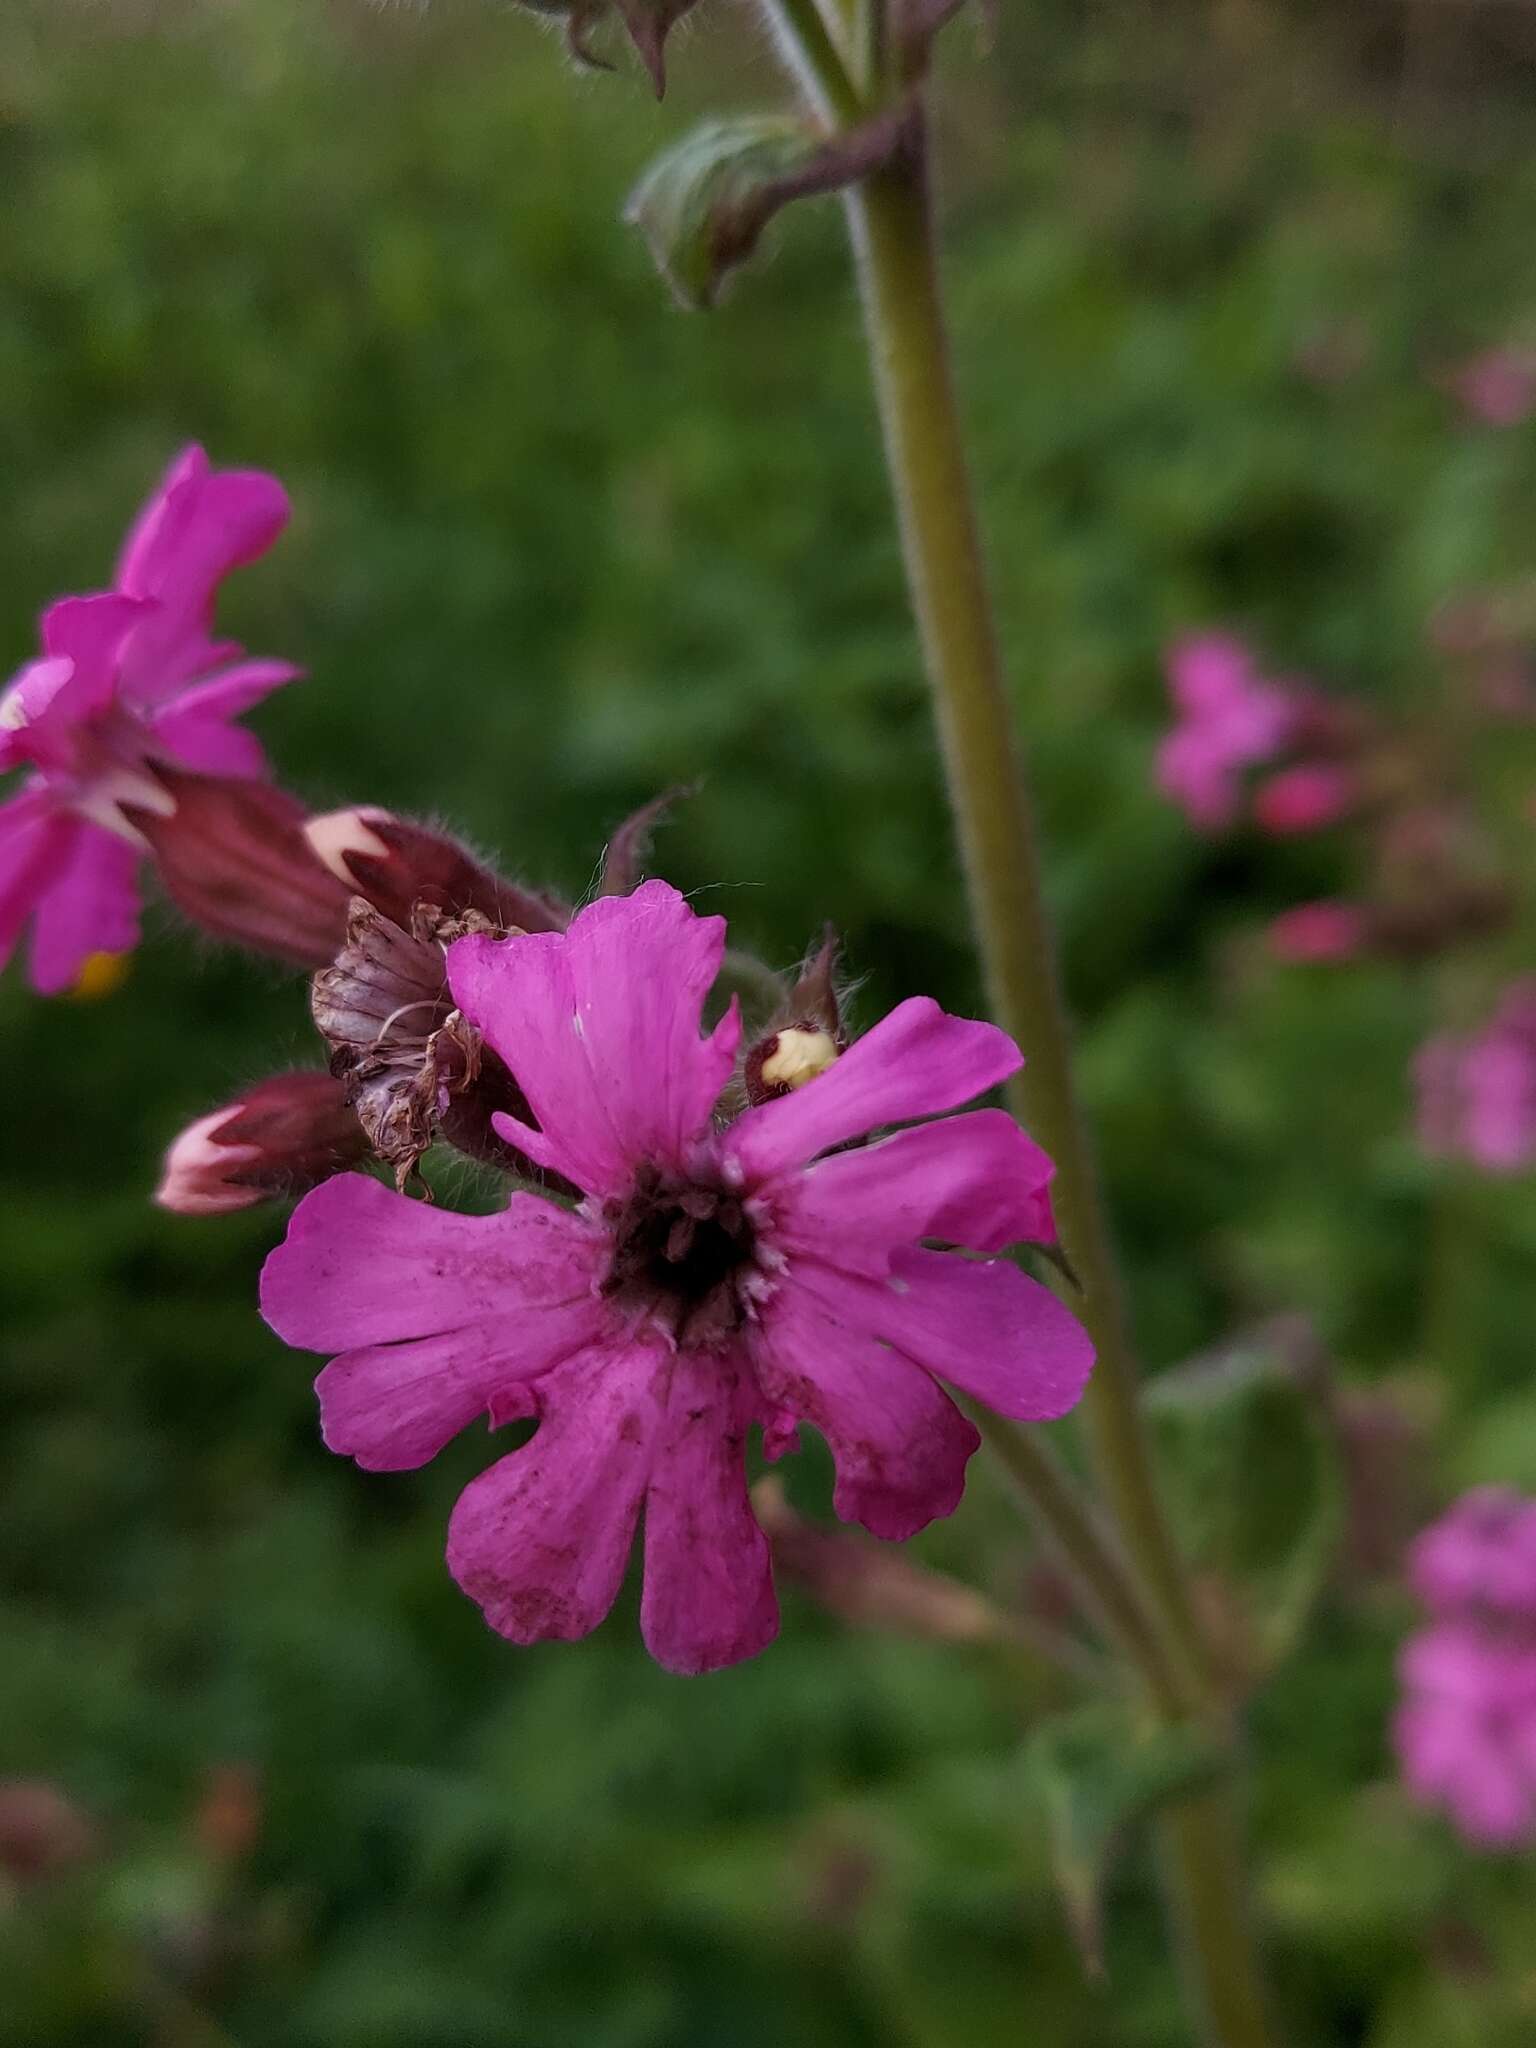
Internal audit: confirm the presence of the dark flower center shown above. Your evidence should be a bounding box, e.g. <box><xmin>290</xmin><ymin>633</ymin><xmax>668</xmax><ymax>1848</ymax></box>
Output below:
<box><xmin>601</xmin><ymin>1162</ymin><xmax>757</xmax><ymax>1343</ymax></box>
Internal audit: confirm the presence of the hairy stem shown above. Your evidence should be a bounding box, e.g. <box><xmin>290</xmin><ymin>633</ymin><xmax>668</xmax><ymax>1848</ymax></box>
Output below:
<box><xmin>837</xmin><ymin>106</ymin><xmax>1279</xmax><ymax>2048</ymax></box>
<box><xmin>843</xmin><ymin>130</ymin><xmax>1208</xmax><ymax>1692</ymax></box>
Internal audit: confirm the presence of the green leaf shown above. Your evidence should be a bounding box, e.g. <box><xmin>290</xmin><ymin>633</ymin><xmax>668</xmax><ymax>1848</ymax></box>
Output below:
<box><xmin>626</xmin><ymin>107</ymin><xmax>913</xmax><ymax>311</ymax></box>
<box><xmin>1023</xmin><ymin>1706</ymin><xmax>1227</xmax><ymax>1975</ymax></box>
<box><xmin>1146</xmin><ymin>1324</ymin><xmax>1344</xmax><ymax>1680</ymax></box>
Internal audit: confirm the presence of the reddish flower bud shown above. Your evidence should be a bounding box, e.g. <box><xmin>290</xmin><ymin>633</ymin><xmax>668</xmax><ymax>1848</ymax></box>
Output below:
<box><xmin>304</xmin><ymin>808</ymin><xmax>567</xmax><ymax>935</ymax></box>
<box><xmin>1267</xmin><ymin>900</ymin><xmax>1369</xmax><ymax>963</ymax></box>
<box><xmin>155</xmin><ymin>1071</ymin><xmax>367</xmax><ymax>1214</ymax></box>
<box><xmin>0</xmin><ymin>1780</ymin><xmax>97</xmax><ymax>1886</ymax></box>
<box><xmin>194</xmin><ymin>1764</ymin><xmax>263</xmax><ymax>1867</ymax></box>
<box><xmin>125</xmin><ymin>767</ymin><xmax>351</xmax><ymax>969</ymax></box>
<box><xmin>751</xmin><ymin>1479</ymin><xmax>1006</xmax><ymax>1645</ymax></box>
<box><xmin>1252</xmin><ymin>762</ymin><xmax>1359</xmax><ymax>837</ymax></box>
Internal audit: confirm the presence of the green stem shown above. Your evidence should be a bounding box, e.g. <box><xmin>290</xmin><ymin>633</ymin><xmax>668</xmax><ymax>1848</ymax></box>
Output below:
<box><xmin>838</xmin><ymin>114</ymin><xmax>1279</xmax><ymax>2048</ymax></box>
<box><xmin>969</xmin><ymin>1406</ymin><xmax>1190</xmax><ymax>1720</ymax></box>
<box><xmin>759</xmin><ymin>0</ymin><xmax>864</xmax><ymax>122</ymax></box>
<box><xmin>843</xmin><ymin>134</ymin><xmax>1207</xmax><ymax>1693</ymax></box>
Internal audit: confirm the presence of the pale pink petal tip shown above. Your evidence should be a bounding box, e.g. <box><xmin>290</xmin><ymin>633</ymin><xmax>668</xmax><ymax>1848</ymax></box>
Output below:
<box><xmin>155</xmin><ymin>1111</ymin><xmax>266</xmax><ymax>1216</ymax></box>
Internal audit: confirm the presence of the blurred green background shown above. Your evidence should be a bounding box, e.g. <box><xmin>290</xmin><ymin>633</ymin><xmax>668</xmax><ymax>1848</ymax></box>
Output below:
<box><xmin>5</xmin><ymin>0</ymin><xmax>1536</xmax><ymax>2040</ymax></box>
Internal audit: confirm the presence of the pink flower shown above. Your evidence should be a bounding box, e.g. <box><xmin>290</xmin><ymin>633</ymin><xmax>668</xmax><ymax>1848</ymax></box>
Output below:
<box><xmin>1155</xmin><ymin>634</ymin><xmax>1295</xmax><ymax>830</ymax></box>
<box><xmin>1409</xmin><ymin>1488</ymin><xmax>1536</xmax><ymax>1619</ymax></box>
<box><xmin>1446</xmin><ymin>348</ymin><xmax>1536</xmax><ymax>429</ymax></box>
<box><xmin>1412</xmin><ymin>983</ymin><xmax>1536</xmax><ymax>1175</ymax></box>
<box><xmin>1252</xmin><ymin>762</ymin><xmax>1358</xmax><ymax>837</ymax></box>
<box><xmin>0</xmin><ymin>447</ymin><xmax>297</xmax><ymax>992</ymax></box>
<box><xmin>1266</xmin><ymin>900</ymin><xmax>1369</xmax><ymax>963</ymax></box>
<box><xmin>1395</xmin><ymin>1490</ymin><xmax>1536</xmax><ymax>1848</ymax></box>
<box><xmin>260</xmin><ymin>882</ymin><xmax>1093</xmax><ymax>1674</ymax></box>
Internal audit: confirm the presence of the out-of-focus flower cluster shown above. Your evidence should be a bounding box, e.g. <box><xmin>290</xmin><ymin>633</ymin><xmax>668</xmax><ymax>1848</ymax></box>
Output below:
<box><xmin>1155</xmin><ymin>627</ymin><xmax>1514</xmax><ymax>969</ymax></box>
<box><xmin>1414</xmin><ymin>981</ymin><xmax>1536</xmax><ymax>1176</ymax></box>
<box><xmin>1395</xmin><ymin>1489</ymin><xmax>1536</xmax><ymax>1849</ymax></box>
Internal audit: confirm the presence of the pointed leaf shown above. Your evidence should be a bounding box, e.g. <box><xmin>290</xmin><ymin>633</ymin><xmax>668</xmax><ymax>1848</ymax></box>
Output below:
<box><xmin>613</xmin><ymin>0</ymin><xmax>698</xmax><ymax>94</ymax></box>
<box><xmin>626</xmin><ymin>106</ymin><xmax>914</xmax><ymax>311</ymax></box>
<box><xmin>1146</xmin><ymin>1323</ymin><xmax>1343</xmax><ymax>1679</ymax></box>
<box><xmin>1024</xmin><ymin>1706</ymin><xmax>1226</xmax><ymax>1975</ymax></box>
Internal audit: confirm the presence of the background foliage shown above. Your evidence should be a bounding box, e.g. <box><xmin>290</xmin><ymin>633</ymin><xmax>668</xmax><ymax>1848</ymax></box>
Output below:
<box><xmin>4</xmin><ymin>1</ymin><xmax>1536</xmax><ymax>2039</ymax></box>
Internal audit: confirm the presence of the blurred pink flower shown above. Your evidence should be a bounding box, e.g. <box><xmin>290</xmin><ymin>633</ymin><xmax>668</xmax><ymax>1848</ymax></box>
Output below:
<box><xmin>1446</xmin><ymin>348</ymin><xmax>1536</xmax><ymax>429</ymax></box>
<box><xmin>1413</xmin><ymin>982</ymin><xmax>1536</xmax><ymax>1174</ymax></box>
<box><xmin>261</xmin><ymin>882</ymin><xmax>1091</xmax><ymax>1674</ymax></box>
<box><xmin>1395</xmin><ymin>1489</ymin><xmax>1536</xmax><ymax>1848</ymax></box>
<box><xmin>1252</xmin><ymin>762</ymin><xmax>1358</xmax><ymax>837</ymax></box>
<box><xmin>1155</xmin><ymin>633</ymin><xmax>1296</xmax><ymax>830</ymax></box>
<box><xmin>0</xmin><ymin>447</ymin><xmax>297</xmax><ymax>992</ymax></box>
<box><xmin>1267</xmin><ymin>900</ymin><xmax>1368</xmax><ymax>963</ymax></box>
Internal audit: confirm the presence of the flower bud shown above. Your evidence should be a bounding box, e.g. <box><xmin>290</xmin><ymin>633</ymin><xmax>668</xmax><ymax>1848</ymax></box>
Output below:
<box><xmin>1267</xmin><ymin>900</ymin><xmax>1369</xmax><ymax>963</ymax></box>
<box><xmin>155</xmin><ymin>1071</ymin><xmax>366</xmax><ymax>1214</ymax></box>
<box><xmin>304</xmin><ymin>808</ymin><xmax>567</xmax><ymax>935</ymax></box>
<box><xmin>125</xmin><ymin>767</ymin><xmax>351</xmax><ymax>968</ymax></box>
<box><xmin>751</xmin><ymin>1478</ymin><xmax>1006</xmax><ymax>1645</ymax></box>
<box><xmin>1252</xmin><ymin>762</ymin><xmax>1358</xmax><ymax>837</ymax></box>
<box><xmin>0</xmin><ymin>1780</ymin><xmax>97</xmax><ymax>1887</ymax></box>
<box><xmin>742</xmin><ymin>926</ymin><xmax>847</xmax><ymax>1106</ymax></box>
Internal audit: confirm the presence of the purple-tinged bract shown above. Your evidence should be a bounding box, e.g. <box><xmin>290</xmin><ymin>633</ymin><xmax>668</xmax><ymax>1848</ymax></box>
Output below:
<box><xmin>261</xmin><ymin>881</ymin><xmax>1091</xmax><ymax>1674</ymax></box>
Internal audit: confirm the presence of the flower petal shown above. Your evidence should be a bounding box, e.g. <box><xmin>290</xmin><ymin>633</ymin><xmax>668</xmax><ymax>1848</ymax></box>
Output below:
<box><xmin>782</xmin><ymin>1108</ymin><xmax>1055</xmax><ymax>1270</ymax></box>
<box><xmin>724</xmin><ymin>997</ymin><xmax>1021</xmax><ymax>1184</ymax></box>
<box><xmin>750</xmin><ymin>1285</ymin><xmax>979</xmax><ymax>1541</ymax></box>
<box><xmin>260</xmin><ymin>1173</ymin><xmax>605</xmax><ymax>1353</ymax></box>
<box><xmin>449</xmin><ymin>880</ymin><xmax>740</xmax><ymax>1199</ymax></box>
<box><xmin>640</xmin><ymin>1349</ymin><xmax>779</xmax><ymax>1675</ymax></box>
<box><xmin>0</xmin><ymin>788</ymin><xmax>73</xmax><ymax>971</ymax></box>
<box><xmin>798</xmin><ymin>1247</ymin><xmax>1093</xmax><ymax>1423</ymax></box>
<box><xmin>114</xmin><ymin>445</ymin><xmax>210</xmax><ymax>592</ymax></box>
<box><xmin>114</xmin><ymin>448</ymin><xmax>290</xmax><ymax>700</ymax></box>
<box><xmin>27</xmin><ymin>825</ymin><xmax>141</xmax><ymax>995</ymax></box>
<box><xmin>316</xmin><ymin>1308</ymin><xmax>602</xmax><ymax>1472</ymax></box>
<box><xmin>159</xmin><ymin>659</ymin><xmax>304</xmax><ymax>727</ymax></box>
<box><xmin>447</xmin><ymin>1342</ymin><xmax>665</xmax><ymax>1646</ymax></box>
<box><xmin>152</xmin><ymin>713</ymin><xmax>269</xmax><ymax>779</ymax></box>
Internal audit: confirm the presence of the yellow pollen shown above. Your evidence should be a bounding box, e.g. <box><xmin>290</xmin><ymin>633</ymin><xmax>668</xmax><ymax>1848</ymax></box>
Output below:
<box><xmin>68</xmin><ymin>951</ymin><xmax>132</xmax><ymax>1001</ymax></box>
<box><xmin>760</xmin><ymin>1026</ymin><xmax>839</xmax><ymax>1092</ymax></box>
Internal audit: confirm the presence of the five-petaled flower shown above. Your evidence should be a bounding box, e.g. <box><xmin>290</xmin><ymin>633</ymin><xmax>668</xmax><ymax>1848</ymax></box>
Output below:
<box><xmin>261</xmin><ymin>882</ymin><xmax>1094</xmax><ymax>1674</ymax></box>
<box><xmin>0</xmin><ymin>446</ymin><xmax>297</xmax><ymax>992</ymax></box>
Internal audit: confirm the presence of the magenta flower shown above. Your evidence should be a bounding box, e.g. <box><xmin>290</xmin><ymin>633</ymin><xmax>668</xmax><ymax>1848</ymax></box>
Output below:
<box><xmin>1155</xmin><ymin>633</ymin><xmax>1296</xmax><ymax>830</ymax></box>
<box><xmin>1395</xmin><ymin>1489</ymin><xmax>1536</xmax><ymax>1848</ymax></box>
<box><xmin>1412</xmin><ymin>982</ymin><xmax>1536</xmax><ymax>1174</ymax></box>
<box><xmin>0</xmin><ymin>447</ymin><xmax>297</xmax><ymax>992</ymax></box>
<box><xmin>260</xmin><ymin>882</ymin><xmax>1093</xmax><ymax>1674</ymax></box>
